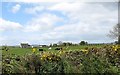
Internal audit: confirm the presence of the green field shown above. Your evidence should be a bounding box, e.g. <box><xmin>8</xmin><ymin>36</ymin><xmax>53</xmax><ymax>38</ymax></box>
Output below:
<box><xmin>2</xmin><ymin>45</ymin><xmax>105</xmax><ymax>56</ymax></box>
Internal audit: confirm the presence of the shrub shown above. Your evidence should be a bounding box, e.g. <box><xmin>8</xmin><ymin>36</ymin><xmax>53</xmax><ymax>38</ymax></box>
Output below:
<box><xmin>2</xmin><ymin>45</ymin><xmax>120</xmax><ymax>74</ymax></box>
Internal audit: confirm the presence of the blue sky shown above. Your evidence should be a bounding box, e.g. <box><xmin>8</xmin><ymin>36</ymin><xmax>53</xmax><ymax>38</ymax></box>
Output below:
<box><xmin>0</xmin><ymin>0</ymin><xmax>118</xmax><ymax>45</ymax></box>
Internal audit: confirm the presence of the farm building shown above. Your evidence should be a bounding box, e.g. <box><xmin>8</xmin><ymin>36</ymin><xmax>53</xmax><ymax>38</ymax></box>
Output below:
<box><xmin>20</xmin><ymin>43</ymin><xmax>31</xmax><ymax>48</ymax></box>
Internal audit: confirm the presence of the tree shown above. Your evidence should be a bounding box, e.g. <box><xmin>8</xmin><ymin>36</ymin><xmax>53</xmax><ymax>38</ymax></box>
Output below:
<box><xmin>58</xmin><ymin>41</ymin><xmax>62</xmax><ymax>45</ymax></box>
<box><xmin>62</xmin><ymin>42</ymin><xmax>67</xmax><ymax>46</ymax></box>
<box><xmin>57</xmin><ymin>41</ymin><xmax>63</xmax><ymax>46</ymax></box>
<box><xmin>53</xmin><ymin>44</ymin><xmax>57</xmax><ymax>47</ymax></box>
<box><xmin>49</xmin><ymin>43</ymin><xmax>52</xmax><ymax>47</ymax></box>
<box><xmin>108</xmin><ymin>24</ymin><xmax>120</xmax><ymax>44</ymax></box>
<box><xmin>79</xmin><ymin>41</ymin><xmax>87</xmax><ymax>45</ymax></box>
<box><xmin>66</xmin><ymin>42</ymin><xmax>72</xmax><ymax>46</ymax></box>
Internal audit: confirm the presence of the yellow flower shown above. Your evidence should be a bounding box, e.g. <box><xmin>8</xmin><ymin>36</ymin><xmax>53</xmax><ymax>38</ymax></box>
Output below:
<box><xmin>81</xmin><ymin>49</ymin><xmax>88</xmax><ymax>54</ymax></box>
<box><xmin>32</xmin><ymin>48</ymin><xmax>36</xmax><ymax>53</ymax></box>
<box><xmin>58</xmin><ymin>50</ymin><xmax>65</xmax><ymax>55</ymax></box>
<box><xmin>114</xmin><ymin>48</ymin><xmax>117</xmax><ymax>51</ymax></box>
<box><xmin>59</xmin><ymin>51</ymin><xmax>62</xmax><ymax>55</ymax></box>
<box><xmin>43</xmin><ymin>54</ymin><xmax>47</xmax><ymax>58</ymax></box>
<box><xmin>81</xmin><ymin>49</ymin><xmax>88</xmax><ymax>52</ymax></box>
<box><xmin>62</xmin><ymin>51</ymin><xmax>65</xmax><ymax>53</ymax></box>
<box><xmin>49</xmin><ymin>57</ymin><xmax>51</xmax><ymax>60</ymax></box>
<box><xmin>40</xmin><ymin>57</ymin><xmax>43</xmax><ymax>60</ymax></box>
<box><xmin>86</xmin><ymin>52</ymin><xmax>88</xmax><ymax>54</ymax></box>
<box><xmin>112</xmin><ymin>45</ymin><xmax>120</xmax><ymax>51</ymax></box>
<box><xmin>112</xmin><ymin>46</ymin><xmax>115</xmax><ymax>48</ymax></box>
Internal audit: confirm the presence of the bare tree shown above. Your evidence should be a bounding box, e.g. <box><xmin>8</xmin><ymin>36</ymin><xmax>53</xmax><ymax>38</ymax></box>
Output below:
<box><xmin>108</xmin><ymin>24</ymin><xmax>120</xmax><ymax>44</ymax></box>
<box><xmin>118</xmin><ymin>24</ymin><xmax>120</xmax><ymax>44</ymax></box>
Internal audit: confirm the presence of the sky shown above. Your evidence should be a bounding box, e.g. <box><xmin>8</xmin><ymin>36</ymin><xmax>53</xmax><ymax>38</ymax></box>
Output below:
<box><xmin>0</xmin><ymin>0</ymin><xmax>119</xmax><ymax>46</ymax></box>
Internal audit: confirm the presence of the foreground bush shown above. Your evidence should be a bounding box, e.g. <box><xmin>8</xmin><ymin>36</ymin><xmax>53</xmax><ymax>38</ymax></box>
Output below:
<box><xmin>2</xmin><ymin>45</ymin><xmax>120</xmax><ymax>74</ymax></box>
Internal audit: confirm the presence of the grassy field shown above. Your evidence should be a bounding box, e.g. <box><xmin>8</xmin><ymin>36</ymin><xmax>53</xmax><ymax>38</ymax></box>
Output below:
<box><xmin>2</xmin><ymin>44</ymin><xmax>105</xmax><ymax>56</ymax></box>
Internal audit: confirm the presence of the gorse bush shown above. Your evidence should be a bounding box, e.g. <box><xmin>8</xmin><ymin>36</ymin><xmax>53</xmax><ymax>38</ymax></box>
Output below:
<box><xmin>2</xmin><ymin>45</ymin><xmax>120</xmax><ymax>74</ymax></box>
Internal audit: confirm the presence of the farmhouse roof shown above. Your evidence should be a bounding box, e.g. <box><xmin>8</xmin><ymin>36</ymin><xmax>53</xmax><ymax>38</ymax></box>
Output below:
<box><xmin>20</xmin><ymin>43</ymin><xmax>29</xmax><ymax>45</ymax></box>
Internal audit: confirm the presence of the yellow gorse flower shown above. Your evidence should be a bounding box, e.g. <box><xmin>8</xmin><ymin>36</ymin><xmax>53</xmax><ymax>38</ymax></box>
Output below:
<box><xmin>40</xmin><ymin>57</ymin><xmax>43</xmax><ymax>60</ymax></box>
<box><xmin>40</xmin><ymin>52</ymin><xmax>62</xmax><ymax>61</ymax></box>
<box><xmin>32</xmin><ymin>48</ymin><xmax>36</xmax><ymax>53</ymax></box>
<box><xmin>81</xmin><ymin>49</ymin><xmax>88</xmax><ymax>52</ymax></box>
<box><xmin>43</xmin><ymin>54</ymin><xmax>47</xmax><ymax>58</ymax></box>
<box><xmin>49</xmin><ymin>57</ymin><xmax>52</xmax><ymax>60</ymax></box>
<box><xmin>59</xmin><ymin>51</ymin><xmax>62</xmax><ymax>55</ymax></box>
<box><xmin>40</xmin><ymin>54</ymin><xmax>47</xmax><ymax>61</ymax></box>
<box><xmin>59</xmin><ymin>50</ymin><xmax>65</xmax><ymax>54</ymax></box>
<box><xmin>81</xmin><ymin>49</ymin><xmax>88</xmax><ymax>54</ymax></box>
<box><xmin>41</xmin><ymin>52</ymin><xmax>49</xmax><ymax>58</ymax></box>
<box><xmin>112</xmin><ymin>45</ymin><xmax>120</xmax><ymax>51</ymax></box>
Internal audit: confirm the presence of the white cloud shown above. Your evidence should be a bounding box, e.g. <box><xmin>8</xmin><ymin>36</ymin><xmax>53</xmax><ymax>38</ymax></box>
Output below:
<box><xmin>0</xmin><ymin>18</ymin><xmax>23</xmax><ymax>31</ymax></box>
<box><xmin>49</xmin><ymin>2</ymin><xmax>85</xmax><ymax>14</ymax></box>
<box><xmin>11</xmin><ymin>4</ymin><xmax>21</xmax><ymax>13</ymax></box>
<box><xmin>25</xmin><ymin>6</ymin><xmax>45</xmax><ymax>14</ymax></box>
<box><xmin>25</xmin><ymin>2</ymin><xmax>117</xmax><ymax>25</ymax></box>
<box><xmin>49</xmin><ymin>2</ymin><xmax>118</xmax><ymax>23</ymax></box>
<box><xmin>24</xmin><ymin>13</ymin><xmax>63</xmax><ymax>32</ymax></box>
<box><xmin>49</xmin><ymin>2</ymin><xmax>117</xmax><ymax>29</ymax></box>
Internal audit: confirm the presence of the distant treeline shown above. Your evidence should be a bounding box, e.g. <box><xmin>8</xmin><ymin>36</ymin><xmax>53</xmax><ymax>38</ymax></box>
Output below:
<box><xmin>1</xmin><ymin>41</ymin><xmax>115</xmax><ymax>48</ymax></box>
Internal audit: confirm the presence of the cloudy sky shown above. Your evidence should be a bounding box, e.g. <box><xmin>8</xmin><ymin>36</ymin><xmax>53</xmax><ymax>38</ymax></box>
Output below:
<box><xmin>0</xmin><ymin>0</ymin><xmax>119</xmax><ymax>45</ymax></box>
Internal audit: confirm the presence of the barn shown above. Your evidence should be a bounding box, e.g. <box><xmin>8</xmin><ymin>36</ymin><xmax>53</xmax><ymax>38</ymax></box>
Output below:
<box><xmin>20</xmin><ymin>43</ymin><xmax>31</xmax><ymax>48</ymax></box>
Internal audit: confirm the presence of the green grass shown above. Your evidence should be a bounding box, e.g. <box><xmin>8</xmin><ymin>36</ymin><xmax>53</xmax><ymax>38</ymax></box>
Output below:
<box><xmin>2</xmin><ymin>45</ymin><xmax>105</xmax><ymax>56</ymax></box>
<box><xmin>2</xmin><ymin>47</ymin><xmax>32</xmax><ymax>56</ymax></box>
